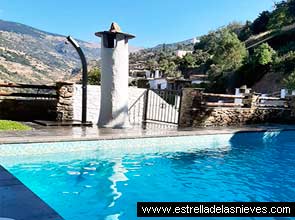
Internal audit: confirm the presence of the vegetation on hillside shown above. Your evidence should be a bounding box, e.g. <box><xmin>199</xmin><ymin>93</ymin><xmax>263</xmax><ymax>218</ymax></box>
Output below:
<box><xmin>131</xmin><ymin>0</ymin><xmax>295</xmax><ymax>93</ymax></box>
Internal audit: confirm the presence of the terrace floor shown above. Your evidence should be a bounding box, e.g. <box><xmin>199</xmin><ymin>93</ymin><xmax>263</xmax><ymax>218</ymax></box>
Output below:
<box><xmin>1</xmin><ymin>122</ymin><xmax>295</xmax><ymax>145</ymax></box>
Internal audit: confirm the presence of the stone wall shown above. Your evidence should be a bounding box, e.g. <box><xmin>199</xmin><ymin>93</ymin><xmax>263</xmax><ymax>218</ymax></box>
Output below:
<box><xmin>73</xmin><ymin>85</ymin><xmax>146</xmax><ymax>124</ymax></box>
<box><xmin>0</xmin><ymin>81</ymin><xmax>74</xmax><ymax>122</ymax></box>
<box><xmin>56</xmin><ymin>82</ymin><xmax>74</xmax><ymax>121</ymax></box>
<box><xmin>179</xmin><ymin>88</ymin><xmax>295</xmax><ymax>128</ymax></box>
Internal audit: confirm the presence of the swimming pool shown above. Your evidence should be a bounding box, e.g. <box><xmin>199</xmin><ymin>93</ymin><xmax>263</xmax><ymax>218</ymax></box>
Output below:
<box><xmin>1</xmin><ymin>130</ymin><xmax>295</xmax><ymax>220</ymax></box>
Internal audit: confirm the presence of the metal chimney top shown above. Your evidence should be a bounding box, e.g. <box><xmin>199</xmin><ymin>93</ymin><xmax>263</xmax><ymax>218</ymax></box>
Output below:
<box><xmin>95</xmin><ymin>22</ymin><xmax>135</xmax><ymax>39</ymax></box>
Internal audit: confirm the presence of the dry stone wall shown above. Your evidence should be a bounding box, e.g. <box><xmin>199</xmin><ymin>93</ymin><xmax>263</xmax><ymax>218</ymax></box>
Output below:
<box><xmin>179</xmin><ymin>88</ymin><xmax>295</xmax><ymax>128</ymax></box>
<box><xmin>56</xmin><ymin>82</ymin><xmax>74</xmax><ymax>121</ymax></box>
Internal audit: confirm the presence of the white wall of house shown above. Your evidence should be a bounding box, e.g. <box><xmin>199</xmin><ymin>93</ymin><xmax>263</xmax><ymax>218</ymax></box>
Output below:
<box><xmin>73</xmin><ymin>85</ymin><xmax>146</xmax><ymax>124</ymax></box>
<box><xmin>175</xmin><ymin>50</ymin><xmax>193</xmax><ymax>58</ymax></box>
<box><xmin>148</xmin><ymin>78</ymin><xmax>168</xmax><ymax>90</ymax></box>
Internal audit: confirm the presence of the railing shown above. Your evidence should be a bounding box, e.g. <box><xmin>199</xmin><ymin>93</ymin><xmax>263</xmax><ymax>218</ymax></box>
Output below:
<box><xmin>202</xmin><ymin>93</ymin><xmax>245</xmax><ymax>108</ymax></box>
<box><xmin>201</xmin><ymin>92</ymin><xmax>289</xmax><ymax>109</ymax></box>
<box><xmin>256</xmin><ymin>96</ymin><xmax>289</xmax><ymax>108</ymax></box>
<box><xmin>0</xmin><ymin>83</ymin><xmax>58</xmax><ymax>100</ymax></box>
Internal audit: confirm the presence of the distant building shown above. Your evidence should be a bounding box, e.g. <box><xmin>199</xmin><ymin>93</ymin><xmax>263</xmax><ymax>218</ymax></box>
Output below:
<box><xmin>148</xmin><ymin>78</ymin><xmax>168</xmax><ymax>90</ymax></box>
<box><xmin>175</xmin><ymin>50</ymin><xmax>193</xmax><ymax>58</ymax></box>
<box><xmin>191</xmin><ymin>38</ymin><xmax>200</xmax><ymax>44</ymax></box>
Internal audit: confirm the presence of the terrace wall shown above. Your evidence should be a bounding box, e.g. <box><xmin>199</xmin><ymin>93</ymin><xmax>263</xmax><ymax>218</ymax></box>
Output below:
<box><xmin>73</xmin><ymin>85</ymin><xmax>146</xmax><ymax>124</ymax></box>
<box><xmin>0</xmin><ymin>82</ymin><xmax>73</xmax><ymax>121</ymax></box>
<box><xmin>179</xmin><ymin>88</ymin><xmax>295</xmax><ymax>127</ymax></box>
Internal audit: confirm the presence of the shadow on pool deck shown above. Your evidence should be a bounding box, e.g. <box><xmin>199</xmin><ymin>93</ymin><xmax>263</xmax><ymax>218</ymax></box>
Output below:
<box><xmin>1</xmin><ymin>122</ymin><xmax>295</xmax><ymax>144</ymax></box>
<box><xmin>0</xmin><ymin>166</ymin><xmax>63</xmax><ymax>220</ymax></box>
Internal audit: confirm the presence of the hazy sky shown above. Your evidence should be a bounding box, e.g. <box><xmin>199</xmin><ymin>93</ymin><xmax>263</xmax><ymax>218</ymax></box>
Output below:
<box><xmin>0</xmin><ymin>0</ymin><xmax>275</xmax><ymax>47</ymax></box>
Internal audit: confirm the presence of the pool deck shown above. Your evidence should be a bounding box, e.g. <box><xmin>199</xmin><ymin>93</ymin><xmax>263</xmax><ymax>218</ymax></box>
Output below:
<box><xmin>0</xmin><ymin>123</ymin><xmax>295</xmax><ymax>145</ymax></box>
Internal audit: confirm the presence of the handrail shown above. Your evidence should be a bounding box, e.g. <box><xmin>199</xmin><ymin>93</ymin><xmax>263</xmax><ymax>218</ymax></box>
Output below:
<box><xmin>0</xmin><ymin>92</ymin><xmax>58</xmax><ymax>98</ymax></box>
<box><xmin>258</xmin><ymin>96</ymin><xmax>287</xmax><ymax>101</ymax></box>
<box><xmin>202</xmin><ymin>102</ymin><xmax>244</xmax><ymax>107</ymax></box>
<box><xmin>0</xmin><ymin>83</ymin><xmax>57</xmax><ymax>90</ymax></box>
<box><xmin>202</xmin><ymin>93</ymin><xmax>244</xmax><ymax>99</ymax></box>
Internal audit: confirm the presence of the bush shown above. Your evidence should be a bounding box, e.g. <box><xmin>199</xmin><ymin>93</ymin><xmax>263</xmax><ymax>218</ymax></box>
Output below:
<box><xmin>283</xmin><ymin>71</ymin><xmax>295</xmax><ymax>90</ymax></box>
<box><xmin>274</xmin><ymin>51</ymin><xmax>295</xmax><ymax>74</ymax></box>
<box><xmin>253</xmin><ymin>43</ymin><xmax>276</xmax><ymax>65</ymax></box>
<box><xmin>251</xmin><ymin>11</ymin><xmax>271</xmax><ymax>34</ymax></box>
<box><xmin>87</xmin><ymin>67</ymin><xmax>101</xmax><ymax>85</ymax></box>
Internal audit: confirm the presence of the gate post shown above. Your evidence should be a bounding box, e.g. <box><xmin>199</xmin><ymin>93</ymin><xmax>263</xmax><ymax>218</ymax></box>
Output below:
<box><xmin>142</xmin><ymin>89</ymin><xmax>149</xmax><ymax>123</ymax></box>
<box><xmin>177</xmin><ymin>89</ymin><xmax>183</xmax><ymax>126</ymax></box>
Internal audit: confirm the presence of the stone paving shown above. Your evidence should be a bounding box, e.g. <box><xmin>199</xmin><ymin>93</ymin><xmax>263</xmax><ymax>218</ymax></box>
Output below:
<box><xmin>1</xmin><ymin>122</ymin><xmax>294</xmax><ymax>145</ymax></box>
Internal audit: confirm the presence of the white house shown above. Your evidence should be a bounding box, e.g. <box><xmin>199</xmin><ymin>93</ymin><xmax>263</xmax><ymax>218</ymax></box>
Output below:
<box><xmin>175</xmin><ymin>50</ymin><xmax>193</xmax><ymax>58</ymax></box>
<box><xmin>148</xmin><ymin>78</ymin><xmax>168</xmax><ymax>90</ymax></box>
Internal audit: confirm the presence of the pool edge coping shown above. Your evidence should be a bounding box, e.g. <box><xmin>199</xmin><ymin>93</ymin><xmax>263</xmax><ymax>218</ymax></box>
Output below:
<box><xmin>1</xmin><ymin>127</ymin><xmax>294</xmax><ymax>145</ymax></box>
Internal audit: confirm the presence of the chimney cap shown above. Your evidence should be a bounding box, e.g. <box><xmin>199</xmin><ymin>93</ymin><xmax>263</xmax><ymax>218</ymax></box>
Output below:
<box><xmin>95</xmin><ymin>22</ymin><xmax>135</xmax><ymax>39</ymax></box>
<box><xmin>109</xmin><ymin>22</ymin><xmax>121</xmax><ymax>33</ymax></box>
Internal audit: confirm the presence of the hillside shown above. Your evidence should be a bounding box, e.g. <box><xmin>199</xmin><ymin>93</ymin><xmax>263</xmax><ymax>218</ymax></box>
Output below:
<box><xmin>0</xmin><ymin>19</ymin><xmax>102</xmax><ymax>84</ymax></box>
<box><xmin>0</xmin><ymin>19</ymin><xmax>142</xmax><ymax>84</ymax></box>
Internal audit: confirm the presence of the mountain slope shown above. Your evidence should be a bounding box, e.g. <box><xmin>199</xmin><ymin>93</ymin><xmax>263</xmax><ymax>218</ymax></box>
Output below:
<box><xmin>0</xmin><ymin>19</ymin><xmax>101</xmax><ymax>84</ymax></box>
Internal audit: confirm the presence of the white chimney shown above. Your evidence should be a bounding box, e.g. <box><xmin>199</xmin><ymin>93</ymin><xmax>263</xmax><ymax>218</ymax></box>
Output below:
<box><xmin>95</xmin><ymin>22</ymin><xmax>135</xmax><ymax>128</ymax></box>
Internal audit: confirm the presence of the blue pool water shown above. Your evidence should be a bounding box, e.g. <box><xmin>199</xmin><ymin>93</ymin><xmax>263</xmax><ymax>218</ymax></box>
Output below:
<box><xmin>1</xmin><ymin>131</ymin><xmax>295</xmax><ymax>220</ymax></box>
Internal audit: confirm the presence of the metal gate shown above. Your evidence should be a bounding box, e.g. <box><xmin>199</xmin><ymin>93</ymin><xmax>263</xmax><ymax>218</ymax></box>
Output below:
<box><xmin>143</xmin><ymin>89</ymin><xmax>182</xmax><ymax>125</ymax></box>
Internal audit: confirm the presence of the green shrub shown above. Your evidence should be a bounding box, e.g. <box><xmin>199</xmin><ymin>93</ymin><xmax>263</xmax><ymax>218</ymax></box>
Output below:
<box><xmin>283</xmin><ymin>70</ymin><xmax>295</xmax><ymax>90</ymax></box>
<box><xmin>253</xmin><ymin>43</ymin><xmax>276</xmax><ymax>65</ymax></box>
<box><xmin>274</xmin><ymin>51</ymin><xmax>295</xmax><ymax>74</ymax></box>
<box><xmin>87</xmin><ymin>67</ymin><xmax>101</xmax><ymax>85</ymax></box>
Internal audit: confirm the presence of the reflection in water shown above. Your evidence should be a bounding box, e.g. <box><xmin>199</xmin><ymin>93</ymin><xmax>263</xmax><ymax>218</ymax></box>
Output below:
<box><xmin>108</xmin><ymin>160</ymin><xmax>128</xmax><ymax>206</ymax></box>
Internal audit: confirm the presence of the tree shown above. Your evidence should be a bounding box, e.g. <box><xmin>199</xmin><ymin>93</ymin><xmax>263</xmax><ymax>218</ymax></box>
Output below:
<box><xmin>177</xmin><ymin>53</ymin><xmax>198</xmax><ymax>78</ymax></box>
<box><xmin>193</xmin><ymin>50</ymin><xmax>211</xmax><ymax>66</ymax></box>
<box><xmin>212</xmin><ymin>29</ymin><xmax>248</xmax><ymax>72</ymax></box>
<box><xmin>146</xmin><ymin>59</ymin><xmax>158</xmax><ymax>72</ymax></box>
<box><xmin>194</xmin><ymin>31</ymin><xmax>219</xmax><ymax>53</ymax></box>
<box><xmin>251</xmin><ymin>11</ymin><xmax>271</xmax><ymax>34</ymax></box>
<box><xmin>226</xmin><ymin>22</ymin><xmax>245</xmax><ymax>36</ymax></box>
<box><xmin>288</xmin><ymin>0</ymin><xmax>295</xmax><ymax>18</ymax></box>
<box><xmin>284</xmin><ymin>71</ymin><xmax>295</xmax><ymax>90</ymax></box>
<box><xmin>238</xmin><ymin>21</ymin><xmax>253</xmax><ymax>41</ymax></box>
<box><xmin>267</xmin><ymin>0</ymin><xmax>294</xmax><ymax>29</ymax></box>
<box><xmin>158</xmin><ymin>57</ymin><xmax>180</xmax><ymax>77</ymax></box>
<box><xmin>253</xmin><ymin>43</ymin><xmax>276</xmax><ymax>65</ymax></box>
<box><xmin>87</xmin><ymin>67</ymin><xmax>101</xmax><ymax>85</ymax></box>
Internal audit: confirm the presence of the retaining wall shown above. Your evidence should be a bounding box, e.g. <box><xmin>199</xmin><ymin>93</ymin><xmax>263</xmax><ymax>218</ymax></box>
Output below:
<box><xmin>179</xmin><ymin>88</ymin><xmax>295</xmax><ymax>127</ymax></box>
